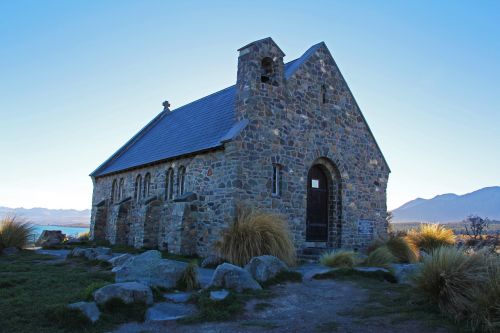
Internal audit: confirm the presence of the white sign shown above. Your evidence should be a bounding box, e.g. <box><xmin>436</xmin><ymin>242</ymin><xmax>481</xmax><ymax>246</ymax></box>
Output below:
<box><xmin>311</xmin><ymin>179</ymin><xmax>319</xmax><ymax>188</ymax></box>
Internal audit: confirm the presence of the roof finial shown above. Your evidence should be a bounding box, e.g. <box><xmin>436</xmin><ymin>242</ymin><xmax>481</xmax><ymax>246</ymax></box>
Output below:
<box><xmin>162</xmin><ymin>100</ymin><xmax>171</xmax><ymax>112</ymax></box>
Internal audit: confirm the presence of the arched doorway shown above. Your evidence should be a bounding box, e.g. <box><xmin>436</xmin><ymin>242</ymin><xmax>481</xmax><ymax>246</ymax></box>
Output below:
<box><xmin>93</xmin><ymin>205</ymin><xmax>108</xmax><ymax>241</ymax></box>
<box><xmin>143</xmin><ymin>200</ymin><xmax>162</xmax><ymax>249</ymax></box>
<box><xmin>306</xmin><ymin>165</ymin><xmax>329</xmax><ymax>241</ymax></box>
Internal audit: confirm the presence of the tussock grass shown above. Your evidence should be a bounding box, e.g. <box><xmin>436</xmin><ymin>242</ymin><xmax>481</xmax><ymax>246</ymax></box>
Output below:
<box><xmin>177</xmin><ymin>261</ymin><xmax>200</xmax><ymax>291</ymax></box>
<box><xmin>406</xmin><ymin>224</ymin><xmax>456</xmax><ymax>252</ymax></box>
<box><xmin>216</xmin><ymin>205</ymin><xmax>296</xmax><ymax>266</ymax></box>
<box><xmin>386</xmin><ymin>237</ymin><xmax>419</xmax><ymax>263</ymax></box>
<box><xmin>0</xmin><ymin>215</ymin><xmax>34</xmax><ymax>251</ymax></box>
<box><xmin>320</xmin><ymin>250</ymin><xmax>357</xmax><ymax>268</ymax></box>
<box><xmin>78</xmin><ymin>231</ymin><xmax>90</xmax><ymax>241</ymax></box>
<box><xmin>363</xmin><ymin>246</ymin><xmax>397</xmax><ymax>268</ymax></box>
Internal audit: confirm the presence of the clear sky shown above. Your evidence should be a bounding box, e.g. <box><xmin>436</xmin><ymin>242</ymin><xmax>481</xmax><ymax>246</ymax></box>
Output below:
<box><xmin>0</xmin><ymin>1</ymin><xmax>499</xmax><ymax>211</ymax></box>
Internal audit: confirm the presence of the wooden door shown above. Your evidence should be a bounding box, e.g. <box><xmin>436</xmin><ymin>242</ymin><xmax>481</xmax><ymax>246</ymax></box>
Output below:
<box><xmin>306</xmin><ymin>165</ymin><xmax>328</xmax><ymax>241</ymax></box>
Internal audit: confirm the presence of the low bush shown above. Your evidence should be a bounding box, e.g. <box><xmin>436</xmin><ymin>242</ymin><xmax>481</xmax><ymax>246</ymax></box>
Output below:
<box><xmin>176</xmin><ymin>261</ymin><xmax>200</xmax><ymax>291</ymax></box>
<box><xmin>363</xmin><ymin>246</ymin><xmax>397</xmax><ymax>268</ymax></box>
<box><xmin>216</xmin><ymin>205</ymin><xmax>296</xmax><ymax>266</ymax></box>
<box><xmin>0</xmin><ymin>215</ymin><xmax>34</xmax><ymax>251</ymax></box>
<box><xmin>385</xmin><ymin>237</ymin><xmax>419</xmax><ymax>263</ymax></box>
<box><xmin>320</xmin><ymin>250</ymin><xmax>357</xmax><ymax>268</ymax></box>
<box><xmin>406</xmin><ymin>224</ymin><xmax>455</xmax><ymax>252</ymax></box>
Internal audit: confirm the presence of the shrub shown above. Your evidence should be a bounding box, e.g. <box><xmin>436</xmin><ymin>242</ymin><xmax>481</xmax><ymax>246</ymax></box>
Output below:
<box><xmin>176</xmin><ymin>260</ymin><xmax>200</xmax><ymax>291</ymax></box>
<box><xmin>0</xmin><ymin>215</ymin><xmax>34</xmax><ymax>251</ymax></box>
<box><xmin>406</xmin><ymin>224</ymin><xmax>456</xmax><ymax>252</ymax></box>
<box><xmin>216</xmin><ymin>205</ymin><xmax>296</xmax><ymax>266</ymax></box>
<box><xmin>320</xmin><ymin>250</ymin><xmax>357</xmax><ymax>268</ymax></box>
<box><xmin>415</xmin><ymin>246</ymin><xmax>488</xmax><ymax>321</ymax></box>
<box><xmin>385</xmin><ymin>237</ymin><xmax>419</xmax><ymax>263</ymax></box>
<box><xmin>363</xmin><ymin>246</ymin><xmax>397</xmax><ymax>268</ymax></box>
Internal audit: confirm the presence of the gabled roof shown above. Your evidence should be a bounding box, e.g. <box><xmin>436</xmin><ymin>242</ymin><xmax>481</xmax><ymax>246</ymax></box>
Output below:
<box><xmin>91</xmin><ymin>48</ymin><xmax>318</xmax><ymax>177</ymax></box>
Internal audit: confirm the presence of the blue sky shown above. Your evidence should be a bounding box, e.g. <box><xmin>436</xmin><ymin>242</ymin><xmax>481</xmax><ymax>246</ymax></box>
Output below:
<box><xmin>0</xmin><ymin>1</ymin><xmax>499</xmax><ymax>210</ymax></box>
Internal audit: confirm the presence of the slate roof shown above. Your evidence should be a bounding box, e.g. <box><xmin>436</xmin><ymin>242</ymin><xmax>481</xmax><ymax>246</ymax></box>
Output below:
<box><xmin>91</xmin><ymin>43</ymin><xmax>324</xmax><ymax>177</ymax></box>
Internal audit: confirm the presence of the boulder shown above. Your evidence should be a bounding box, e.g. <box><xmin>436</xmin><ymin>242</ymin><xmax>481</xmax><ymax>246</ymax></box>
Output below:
<box><xmin>2</xmin><ymin>247</ymin><xmax>19</xmax><ymax>256</ymax></box>
<box><xmin>164</xmin><ymin>291</ymin><xmax>193</xmax><ymax>303</ymax></box>
<box><xmin>108</xmin><ymin>253</ymin><xmax>133</xmax><ymax>267</ymax></box>
<box><xmin>36</xmin><ymin>230</ymin><xmax>66</xmax><ymax>247</ymax></box>
<box><xmin>208</xmin><ymin>263</ymin><xmax>261</xmax><ymax>292</ymax></box>
<box><xmin>391</xmin><ymin>263</ymin><xmax>421</xmax><ymax>284</ymax></box>
<box><xmin>244</xmin><ymin>255</ymin><xmax>288</xmax><ymax>283</ymax></box>
<box><xmin>70</xmin><ymin>247</ymin><xmax>85</xmax><ymax>257</ymax></box>
<box><xmin>210</xmin><ymin>289</ymin><xmax>229</xmax><ymax>301</ymax></box>
<box><xmin>96</xmin><ymin>254</ymin><xmax>112</xmax><ymax>262</ymax></box>
<box><xmin>85</xmin><ymin>247</ymin><xmax>112</xmax><ymax>261</ymax></box>
<box><xmin>93</xmin><ymin>282</ymin><xmax>153</xmax><ymax>305</ymax></box>
<box><xmin>201</xmin><ymin>255</ymin><xmax>224</xmax><ymax>268</ymax></box>
<box><xmin>114</xmin><ymin>250</ymin><xmax>187</xmax><ymax>288</ymax></box>
<box><xmin>145</xmin><ymin>302</ymin><xmax>196</xmax><ymax>322</ymax></box>
<box><xmin>68</xmin><ymin>301</ymin><xmax>100</xmax><ymax>323</ymax></box>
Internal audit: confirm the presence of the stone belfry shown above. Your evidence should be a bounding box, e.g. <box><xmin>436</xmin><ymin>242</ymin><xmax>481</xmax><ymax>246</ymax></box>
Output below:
<box><xmin>235</xmin><ymin>37</ymin><xmax>286</xmax><ymax>123</ymax></box>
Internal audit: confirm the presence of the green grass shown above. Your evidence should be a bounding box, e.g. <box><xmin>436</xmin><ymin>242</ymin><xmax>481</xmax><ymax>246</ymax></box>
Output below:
<box><xmin>261</xmin><ymin>270</ymin><xmax>303</xmax><ymax>287</ymax></box>
<box><xmin>0</xmin><ymin>250</ymin><xmax>146</xmax><ymax>333</ymax></box>
<box><xmin>313</xmin><ymin>268</ymin><xmax>397</xmax><ymax>283</ymax></box>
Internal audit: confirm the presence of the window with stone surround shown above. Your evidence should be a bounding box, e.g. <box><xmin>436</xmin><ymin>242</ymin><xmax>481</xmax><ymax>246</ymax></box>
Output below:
<box><xmin>272</xmin><ymin>164</ymin><xmax>282</xmax><ymax>196</ymax></box>
<box><xmin>134</xmin><ymin>175</ymin><xmax>142</xmax><ymax>202</ymax></box>
<box><xmin>111</xmin><ymin>179</ymin><xmax>117</xmax><ymax>203</ymax></box>
<box><xmin>118</xmin><ymin>178</ymin><xmax>124</xmax><ymax>201</ymax></box>
<box><xmin>166</xmin><ymin>168</ymin><xmax>174</xmax><ymax>200</ymax></box>
<box><xmin>143</xmin><ymin>173</ymin><xmax>151</xmax><ymax>198</ymax></box>
<box><xmin>178</xmin><ymin>166</ymin><xmax>186</xmax><ymax>196</ymax></box>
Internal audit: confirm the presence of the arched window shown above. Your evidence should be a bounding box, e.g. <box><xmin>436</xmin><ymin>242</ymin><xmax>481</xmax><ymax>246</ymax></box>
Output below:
<box><xmin>321</xmin><ymin>85</ymin><xmax>327</xmax><ymax>104</ymax></box>
<box><xmin>118</xmin><ymin>178</ymin><xmax>124</xmax><ymax>201</ymax></box>
<box><xmin>143</xmin><ymin>173</ymin><xmax>151</xmax><ymax>198</ymax></box>
<box><xmin>261</xmin><ymin>57</ymin><xmax>274</xmax><ymax>83</ymax></box>
<box><xmin>178</xmin><ymin>166</ymin><xmax>186</xmax><ymax>196</ymax></box>
<box><xmin>165</xmin><ymin>168</ymin><xmax>174</xmax><ymax>200</ymax></box>
<box><xmin>134</xmin><ymin>175</ymin><xmax>142</xmax><ymax>202</ymax></box>
<box><xmin>111</xmin><ymin>179</ymin><xmax>117</xmax><ymax>203</ymax></box>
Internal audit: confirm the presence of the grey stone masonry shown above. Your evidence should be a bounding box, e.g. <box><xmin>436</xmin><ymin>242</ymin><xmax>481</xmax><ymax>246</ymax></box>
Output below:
<box><xmin>89</xmin><ymin>37</ymin><xmax>390</xmax><ymax>256</ymax></box>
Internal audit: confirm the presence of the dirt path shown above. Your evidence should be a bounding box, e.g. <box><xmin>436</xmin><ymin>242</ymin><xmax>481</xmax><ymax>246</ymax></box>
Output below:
<box><xmin>114</xmin><ymin>278</ymin><xmax>453</xmax><ymax>333</ymax></box>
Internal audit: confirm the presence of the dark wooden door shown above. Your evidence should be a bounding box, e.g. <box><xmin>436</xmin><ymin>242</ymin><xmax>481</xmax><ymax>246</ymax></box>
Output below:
<box><xmin>306</xmin><ymin>165</ymin><xmax>328</xmax><ymax>241</ymax></box>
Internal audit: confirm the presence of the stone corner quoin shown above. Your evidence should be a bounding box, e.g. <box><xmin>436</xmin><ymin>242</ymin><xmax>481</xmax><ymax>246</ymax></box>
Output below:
<box><xmin>89</xmin><ymin>37</ymin><xmax>390</xmax><ymax>257</ymax></box>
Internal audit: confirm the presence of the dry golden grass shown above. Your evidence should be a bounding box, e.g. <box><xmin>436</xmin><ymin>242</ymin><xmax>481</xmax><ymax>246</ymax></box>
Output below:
<box><xmin>0</xmin><ymin>215</ymin><xmax>34</xmax><ymax>251</ymax></box>
<box><xmin>77</xmin><ymin>231</ymin><xmax>90</xmax><ymax>240</ymax></box>
<box><xmin>406</xmin><ymin>224</ymin><xmax>456</xmax><ymax>252</ymax></box>
<box><xmin>320</xmin><ymin>250</ymin><xmax>357</xmax><ymax>268</ymax></box>
<box><xmin>216</xmin><ymin>206</ymin><xmax>296</xmax><ymax>266</ymax></box>
<box><xmin>386</xmin><ymin>237</ymin><xmax>419</xmax><ymax>263</ymax></box>
<box><xmin>363</xmin><ymin>246</ymin><xmax>397</xmax><ymax>268</ymax></box>
<box><xmin>177</xmin><ymin>260</ymin><xmax>200</xmax><ymax>291</ymax></box>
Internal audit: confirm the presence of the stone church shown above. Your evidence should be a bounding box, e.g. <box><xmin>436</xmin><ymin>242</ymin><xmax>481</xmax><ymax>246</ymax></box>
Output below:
<box><xmin>89</xmin><ymin>37</ymin><xmax>390</xmax><ymax>256</ymax></box>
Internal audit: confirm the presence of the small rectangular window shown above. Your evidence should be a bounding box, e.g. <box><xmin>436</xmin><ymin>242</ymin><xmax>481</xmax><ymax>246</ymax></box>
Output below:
<box><xmin>272</xmin><ymin>164</ymin><xmax>281</xmax><ymax>196</ymax></box>
<box><xmin>311</xmin><ymin>179</ymin><xmax>319</xmax><ymax>188</ymax></box>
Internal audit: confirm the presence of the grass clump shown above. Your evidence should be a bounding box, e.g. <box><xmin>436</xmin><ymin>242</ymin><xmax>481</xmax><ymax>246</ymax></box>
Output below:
<box><xmin>46</xmin><ymin>305</ymin><xmax>91</xmax><ymax>330</ymax></box>
<box><xmin>216</xmin><ymin>205</ymin><xmax>296</xmax><ymax>266</ymax></box>
<box><xmin>261</xmin><ymin>270</ymin><xmax>303</xmax><ymax>287</ymax></box>
<box><xmin>320</xmin><ymin>250</ymin><xmax>357</xmax><ymax>268</ymax></box>
<box><xmin>363</xmin><ymin>246</ymin><xmax>397</xmax><ymax>268</ymax></box>
<box><xmin>406</xmin><ymin>224</ymin><xmax>456</xmax><ymax>252</ymax></box>
<box><xmin>176</xmin><ymin>261</ymin><xmax>200</xmax><ymax>291</ymax></box>
<box><xmin>0</xmin><ymin>215</ymin><xmax>34</xmax><ymax>251</ymax></box>
<box><xmin>100</xmin><ymin>297</ymin><xmax>147</xmax><ymax>322</ymax></box>
<box><xmin>386</xmin><ymin>236</ymin><xmax>419</xmax><ymax>263</ymax></box>
<box><xmin>181</xmin><ymin>290</ymin><xmax>245</xmax><ymax>323</ymax></box>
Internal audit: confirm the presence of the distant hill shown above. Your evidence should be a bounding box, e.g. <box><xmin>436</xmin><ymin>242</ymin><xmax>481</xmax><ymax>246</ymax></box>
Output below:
<box><xmin>392</xmin><ymin>186</ymin><xmax>500</xmax><ymax>223</ymax></box>
<box><xmin>0</xmin><ymin>206</ymin><xmax>90</xmax><ymax>227</ymax></box>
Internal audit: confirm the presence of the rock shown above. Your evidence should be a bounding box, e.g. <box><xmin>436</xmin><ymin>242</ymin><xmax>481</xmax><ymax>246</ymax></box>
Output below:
<box><xmin>68</xmin><ymin>301</ymin><xmax>100</xmax><ymax>323</ymax></box>
<box><xmin>210</xmin><ymin>289</ymin><xmax>229</xmax><ymax>301</ymax></box>
<box><xmin>145</xmin><ymin>302</ymin><xmax>196</xmax><ymax>322</ymax></box>
<box><xmin>85</xmin><ymin>247</ymin><xmax>112</xmax><ymax>260</ymax></box>
<box><xmin>391</xmin><ymin>263</ymin><xmax>421</xmax><ymax>284</ymax></box>
<box><xmin>35</xmin><ymin>230</ymin><xmax>66</xmax><ymax>247</ymax></box>
<box><xmin>164</xmin><ymin>291</ymin><xmax>192</xmax><ymax>303</ymax></box>
<box><xmin>93</xmin><ymin>282</ymin><xmax>153</xmax><ymax>305</ymax></box>
<box><xmin>354</xmin><ymin>267</ymin><xmax>390</xmax><ymax>273</ymax></box>
<box><xmin>96</xmin><ymin>254</ymin><xmax>112</xmax><ymax>262</ymax></box>
<box><xmin>201</xmin><ymin>255</ymin><xmax>224</xmax><ymax>268</ymax></box>
<box><xmin>114</xmin><ymin>250</ymin><xmax>187</xmax><ymax>288</ymax></box>
<box><xmin>208</xmin><ymin>263</ymin><xmax>262</xmax><ymax>292</ymax></box>
<box><xmin>244</xmin><ymin>255</ymin><xmax>288</xmax><ymax>282</ymax></box>
<box><xmin>108</xmin><ymin>253</ymin><xmax>133</xmax><ymax>268</ymax></box>
<box><xmin>2</xmin><ymin>247</ymin><xmax>19</xmax><ymax>256</ymax></box>
<box><xmin>70</xmin><ymin>247</ymin><xmax>85</xmax><ymax>257</ymax></box>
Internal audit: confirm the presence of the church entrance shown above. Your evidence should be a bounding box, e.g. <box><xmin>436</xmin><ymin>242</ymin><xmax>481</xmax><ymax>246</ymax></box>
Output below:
<box><xmin>306</xmin><ymin>165</ymin><xmax>329</xmax><ymax>241</ymax></box>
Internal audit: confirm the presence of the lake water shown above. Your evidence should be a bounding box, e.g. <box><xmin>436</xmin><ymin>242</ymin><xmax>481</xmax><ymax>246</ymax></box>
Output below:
<box><xmin>32</xmin><ymin>225</ymin><xmax>89</xmax><ymax>242</ymax></box>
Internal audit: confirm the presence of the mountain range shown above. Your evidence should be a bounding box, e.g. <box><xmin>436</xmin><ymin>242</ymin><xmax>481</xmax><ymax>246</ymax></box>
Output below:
<box><xmin>0</xmin><ymin>206</ymin><xmax>90</xmax><ymax>227</ymax></box>
<box><xmin>392</xmin><ymin>186</ymin><xmax>500</xmax><ymax>223</ymax></box>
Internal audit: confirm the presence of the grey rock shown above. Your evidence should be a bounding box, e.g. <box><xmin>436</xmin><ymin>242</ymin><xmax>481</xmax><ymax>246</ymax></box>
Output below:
<box><xmin>68</xmin><ymin>301</ymin><xmax>100</xmax><ymax>323</ymax></box>
<box><xmin>164</xmin><ymin>291</ymin><xmax>192</xmax><ymax>303</ymax></box>
<box><xmin>354</xmin><ymin>266</ymin><xmax>390</xmax><ymax>273</ymax></box>
<box><xmin>96</xmin><ymin>254</ymin><xmax>112</xmax><ymax>262</ymax></box>
<box><xmin>391</xmin><ymin>263</ymin><xmax>421</xmax><ymax>284</ymax></box>
<box><xmin>93</xmin><ymin>282</ymin><xmax>153</xmax><ymax>305</ymax></box>
<box><xmin>2</xmin><ymin>247</ymin><xmax>19</xmax><ymax>256</ymax></box>
<box><xmin>36</xmin><ymin>230</ymin><xmax>65</xmax><ymax>247</ymax></box>
<box><xmin>70</xmin><ymin>247</ymin><xmax>85</xmax><ymax>257</ymax></box>
<box><xmin>245</xmin><ymin>255</ymin><xmax>288</xmax><ymax>282</ymax></box>
<box><xmin>210</xmin><ymin>289</ymin><xmax>229</xmax><ymax>301</ymax></box>
<box><xmin>114</xmin><ymin>250</ymin><xmax>187</xmax><ymax>288</ymax></box>
<box><xmin>145</xmin><ymin>302</ymin><xmax>196</xmax><ymax>322</ymax></box>
<box><xmin>108</xmin><ymin>253</ymin><xmax>133</xmax><ymax>267</ymax></box>
<box><xmin>201</xmin><ymin>255</ymin><xmax>224</xmax><ymax>268</ymax></box>
<box><xmin>209</xmin><ymin>263</ymin><xmax>261</xmax><ymax>292</ymax></box>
